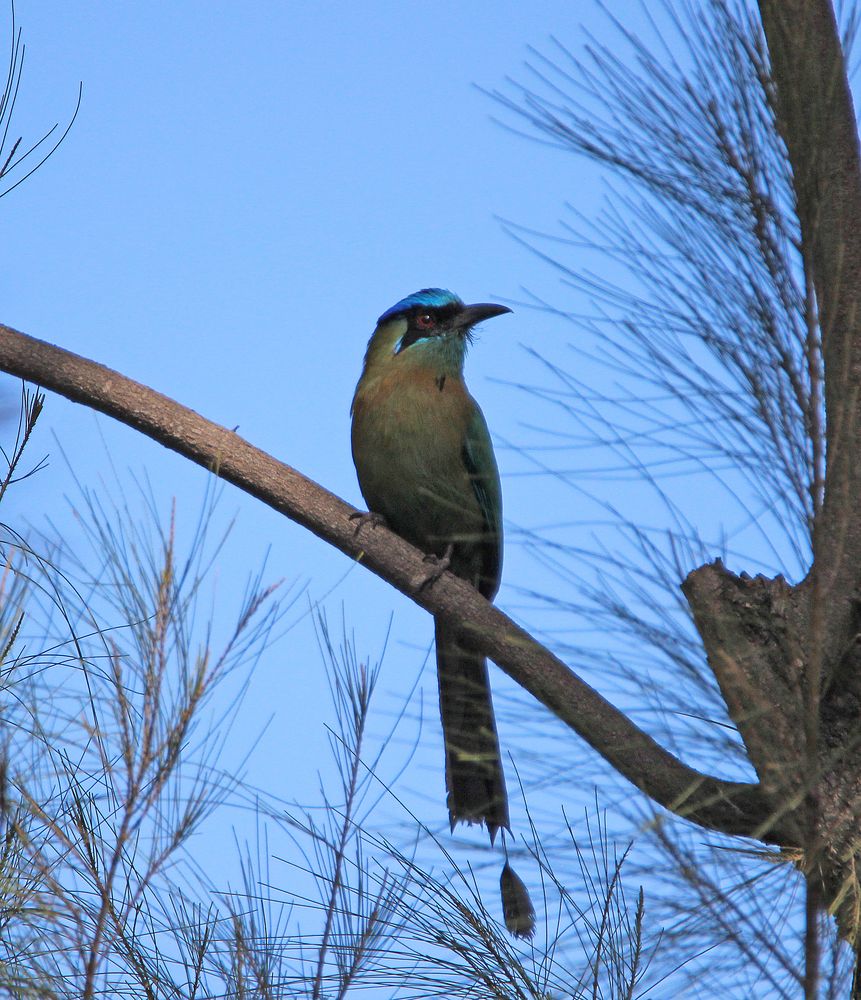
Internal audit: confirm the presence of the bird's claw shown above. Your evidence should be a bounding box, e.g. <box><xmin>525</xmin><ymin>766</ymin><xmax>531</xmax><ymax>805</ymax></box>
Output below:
<box><xmin>412</xmin><ymin>543</ymin><xmax>454</xmax><ymax>592</ymax></box>
<box><xmin>350</xmin><ymin>510</ymin><xmax>387</xmax><ymax>536</ymax></box>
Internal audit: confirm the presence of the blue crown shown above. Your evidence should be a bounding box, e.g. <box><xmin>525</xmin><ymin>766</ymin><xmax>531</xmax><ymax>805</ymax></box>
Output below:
<box><xmin>377</xmin><ymin>288</ymin><xmax>463</xmax><ymax>325</ymax></box>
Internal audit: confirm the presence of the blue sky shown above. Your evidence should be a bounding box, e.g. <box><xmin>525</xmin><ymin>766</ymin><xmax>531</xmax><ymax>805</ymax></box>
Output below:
<box><xmin>3</xmin><ymin>1</ymin><xmax>619</xmax><ymax>802</ymax></box>
<box><xmin>0</xmin><ymin>1</ymin><xmax>788</xmax><ymax>989</ymax></box>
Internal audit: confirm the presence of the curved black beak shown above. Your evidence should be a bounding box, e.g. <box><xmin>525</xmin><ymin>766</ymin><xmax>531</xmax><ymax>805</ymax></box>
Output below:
<box><xmin>456</xmin><ymin>302</ymin><xmax>512</xmax><ymax>330</ymax></box>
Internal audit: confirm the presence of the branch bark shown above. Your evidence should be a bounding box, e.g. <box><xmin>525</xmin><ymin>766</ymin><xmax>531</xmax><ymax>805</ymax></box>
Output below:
<box><xmin>0</xmin><ymin>322</ymin><xmax>795</xmax><ymax>844</ymax></box>
<box><xmin>682</xmin><ymin>562</ymin><xmax>807</xmax><ymax>803</ymax></box>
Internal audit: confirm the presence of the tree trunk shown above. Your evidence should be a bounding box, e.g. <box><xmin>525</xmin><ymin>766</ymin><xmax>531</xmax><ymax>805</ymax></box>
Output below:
<box><xmin>681</xmin><ymin>0</ymin><xmax>861</xmax><ymax>950</ymax></box>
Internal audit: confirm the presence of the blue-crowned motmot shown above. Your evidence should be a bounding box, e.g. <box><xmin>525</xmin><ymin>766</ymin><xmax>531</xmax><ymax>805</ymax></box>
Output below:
<box><xmin>351</xmin><ymin>288</ymin><xmax>511</xmax><ymax>841</ymax></box>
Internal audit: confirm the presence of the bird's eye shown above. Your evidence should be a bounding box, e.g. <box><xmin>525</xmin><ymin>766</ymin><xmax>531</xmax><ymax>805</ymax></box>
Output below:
<box><xmin>415</xmin><ymin>313</ymin><xmax>435</xmax><ymax>330</ymax></box>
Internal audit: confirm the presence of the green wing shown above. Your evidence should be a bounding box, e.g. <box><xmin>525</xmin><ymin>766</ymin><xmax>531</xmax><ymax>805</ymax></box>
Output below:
<box><xmin>461</xmin><ymin>406</ymin><xmax>503</xmax><ymax>599</ymax></box>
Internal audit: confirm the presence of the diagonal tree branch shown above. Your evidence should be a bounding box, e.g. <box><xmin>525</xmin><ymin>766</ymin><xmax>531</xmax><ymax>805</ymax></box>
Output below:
<box><xmin>0</xmin><ymin>322</ymin><xmax>797</xmax><ymax>845</ymax></box>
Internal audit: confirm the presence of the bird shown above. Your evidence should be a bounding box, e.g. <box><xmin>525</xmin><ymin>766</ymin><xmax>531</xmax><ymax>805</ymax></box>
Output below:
<box><xmin>350</xmin><ymin>288</ymin><xmax>512</xmax><ymax>842</ymax></box>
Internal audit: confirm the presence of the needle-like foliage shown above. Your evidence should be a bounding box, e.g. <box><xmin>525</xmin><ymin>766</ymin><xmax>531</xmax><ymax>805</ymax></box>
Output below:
<box><xmin>0</xmin><ymin>387</ymin><xmax>286</xmax><ymax>997</ymax></box>
<box><xmin>490</xmin><ymin>0</ymin><xmax>853</xmax><ymax>994</ymax></box>
<box><xmin>0</xmin><ymin>2</ymin><xmax>80</xmax><ymax>201</ymax></box>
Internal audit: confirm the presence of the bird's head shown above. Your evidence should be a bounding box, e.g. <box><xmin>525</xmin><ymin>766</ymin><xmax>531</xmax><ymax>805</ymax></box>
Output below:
<box><xmin>360</xmin><ymin>288</ymin><xmax>511</xmax><ymax>377</ymax></box>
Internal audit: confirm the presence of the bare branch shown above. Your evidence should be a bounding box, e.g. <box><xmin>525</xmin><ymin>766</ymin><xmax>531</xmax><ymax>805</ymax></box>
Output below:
<box><xmin>0</xmin><ymin>322</ymin><xmax>794</xmax><ymax>844</ymax></box>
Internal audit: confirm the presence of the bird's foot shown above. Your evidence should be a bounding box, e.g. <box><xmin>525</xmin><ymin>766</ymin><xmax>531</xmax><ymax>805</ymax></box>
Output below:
<box><xmin>349</xmin><ymin>510</ymin><xmax>387</xmax><ymax>536</ymax></box>
<box><xmin>412</xmin><ymin>543</ymin><xmax>454</xmax><ymax>592</ymax></box>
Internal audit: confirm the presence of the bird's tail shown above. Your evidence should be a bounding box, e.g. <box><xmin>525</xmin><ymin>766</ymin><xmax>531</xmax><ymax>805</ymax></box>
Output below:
<box><xmin>435</xmin><ymin>618</ymin><xmax>509</xmax><ymax>841</ymax></box>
